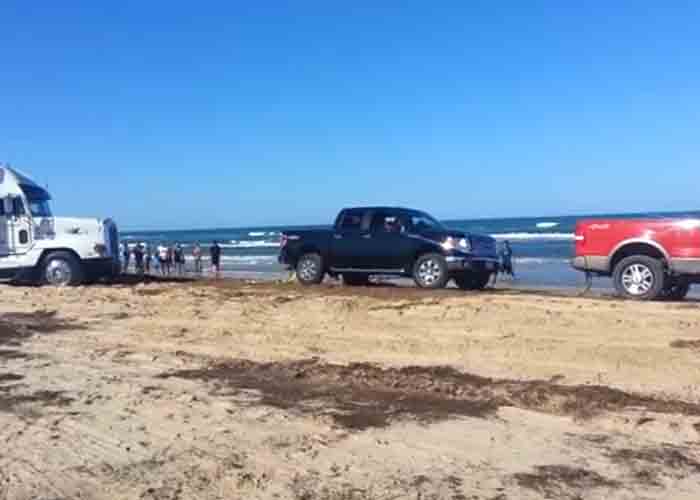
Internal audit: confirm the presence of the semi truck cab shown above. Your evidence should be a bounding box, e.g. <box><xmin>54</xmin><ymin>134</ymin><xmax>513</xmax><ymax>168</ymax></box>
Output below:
<box><xmin>0</xmin><ymin>164</ymin><xmax>120</xmax><ymax>286</ymax></box>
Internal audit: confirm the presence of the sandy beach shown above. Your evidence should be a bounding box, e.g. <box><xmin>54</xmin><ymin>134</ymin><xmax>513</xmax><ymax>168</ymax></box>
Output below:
<box><xmin>1</xmin><ymin>280</ymin><xmax>699</xmax><ymax>499</ymax></box>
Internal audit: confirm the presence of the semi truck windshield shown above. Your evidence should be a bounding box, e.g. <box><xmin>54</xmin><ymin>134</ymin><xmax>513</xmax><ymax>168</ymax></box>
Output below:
<box><xmin>20</xmin><ymin>183</ymin><xmax>53</xmax><ymax>217</ymax></box>
<box><xmin>28</xmin><ymin>199</ymin><xmax>52</xmax><ymax>217</ymax></box>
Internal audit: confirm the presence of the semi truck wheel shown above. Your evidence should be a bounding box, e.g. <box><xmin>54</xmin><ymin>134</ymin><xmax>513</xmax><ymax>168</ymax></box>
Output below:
<box><xmin>413</xmin><ymin>253</ymin><xmax>449</xmax><ymax>289</ymax></box>
<box><xmin>455</xmin><ymin>272</ymin><xmax>491</xmax><ymax>291</ymax></box>
<box><xmin>42</xmin><ymin>251</ymin><xmax>84</xmax><ymax>287</ymax></box>
<box><xmin>296</xmin><ymin>253</ymin><xmax>324</xmax><ymax>285</ymax></box>
<box><xmin>612</xmin><ymin>255</ymin><xmax>665</xmax><ymax>300</ymax></box>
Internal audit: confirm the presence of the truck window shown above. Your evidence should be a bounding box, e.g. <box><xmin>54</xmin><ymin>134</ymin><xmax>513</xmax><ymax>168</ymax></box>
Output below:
<box><xmin>371</xmin><ymin>212</ymin><xmax>406</xmax><ymax>234</ymax></box>
<box><xmin>409</xmin><ymin>211</ymin><xmax>443</xmax><ymax>232</ymax></box>
<box><xmin>338</xmin><ymin>209</ymin><xmax>366</xmax><ymax>231</ymax></box>
<box><xmin>13</xmin><ymin>198</ymin><xmax>25</xmax><ymax>217</ymax></box>
<box><xmin>0</xmin><ymin>198</ymin><xmax>27</xmax><ymax>217</ymax></box>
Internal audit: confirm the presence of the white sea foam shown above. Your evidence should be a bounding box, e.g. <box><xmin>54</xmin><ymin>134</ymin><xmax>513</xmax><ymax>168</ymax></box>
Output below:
<box><xmin>185</xmin><ymin>255</ymin><xmax>278</xmax><ymax>265</ymax></box>
<box><xmin>225</xmin><ymin>240</ymin><xmax>280</xmax><ymax>248</ymax></box>
<box><xmin>513</xmin><ymin>257</ymin><xmax>571</xmax><ymax>264</ymax></box>
<box><xmin>248</xmin><ymin>231</ymin><xmax>266</xmax><ymax>237</ymax></box>
<box><xmin>491</xmin><ymin>232</ymin><xmax>575</xmax><ymax>241</ymax></box>
<box><xmin>536</xmin><ymin>222</ymin><xmax>559</xmax><ymax>229</ymax></box>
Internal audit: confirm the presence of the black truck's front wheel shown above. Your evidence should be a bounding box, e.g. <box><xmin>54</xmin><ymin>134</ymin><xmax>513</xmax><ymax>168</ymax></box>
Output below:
<box><xmin>296</xmin><ymin>253</ymin><xmax>324</xmax><ymax>285</ymax></box>
<box><xmin>413</xmin><ymin>253</ymin><xmax>449</xmax><ymax>289</ymax></box>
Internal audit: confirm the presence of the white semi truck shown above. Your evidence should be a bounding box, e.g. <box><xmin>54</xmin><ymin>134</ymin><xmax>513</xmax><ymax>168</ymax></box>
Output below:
<box><xmin>0</xmin><ymin>165</ymin><xmax>120</xmax><ymax>286</ymax></box>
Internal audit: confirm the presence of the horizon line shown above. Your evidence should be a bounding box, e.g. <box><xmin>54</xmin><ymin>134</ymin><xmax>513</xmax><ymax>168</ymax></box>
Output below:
<box><xmin>118</xmin><ymin>208</ymin><xmax>700</xmax><ymax>234</ymax></box>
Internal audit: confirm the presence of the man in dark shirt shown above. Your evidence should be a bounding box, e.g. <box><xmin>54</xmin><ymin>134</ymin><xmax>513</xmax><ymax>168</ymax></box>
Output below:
<box><xmin>210</xmin><ymin>241</ymin><xmax>222</xmax><ymax>279</ymax></box>
<box><xmin>122</xmin><ymin>242</ymin><xmax>131</xmax><ymax>274</ymax></box>
<box><xmin>500</xmin><ymin>240</ymin><xmax>515</xmax><ymax>278</ymax></box>
<box><xmin>133</xmin><ymin>244</ymin><xmax>145</xmax><ymax>277</ymax></box>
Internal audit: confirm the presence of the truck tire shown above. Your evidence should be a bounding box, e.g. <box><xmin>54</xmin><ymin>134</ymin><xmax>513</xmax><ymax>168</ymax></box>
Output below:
<box><xmin>41</xmin><ymin>251</ymin><xmax>84</xmax><ymax>287</ymax></box>
<box><xmin>662</xmin><ymin>282</ymin><xmax>690</xmax><ymax>301</ymax></box>
<box><xmin>343</xmin><ymin>273</ymin><xmax>369</xmax><ymax>286</ymax></box>
<box><xmin>455</xmin><ymin>272</ymin><xmax>491</xmax><ymax>291</ymax></box>
<box><xmin>296</xmin><ymin>253</ymin><xmax>324</xmax><ymax>285</ymax></box>
<box><xmin>413</xmin><ymin>253</ymin><xmax>449</xmax><ymax>289</ymax></box>
<box><xmin>612</xmin><ymin>255</ymin><xmax>665</xmax><ymax>300</ymax></box>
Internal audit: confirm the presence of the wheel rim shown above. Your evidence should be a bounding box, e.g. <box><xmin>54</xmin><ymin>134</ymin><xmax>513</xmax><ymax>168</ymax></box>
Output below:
<box><xmin>621</xmin><ymin>263</ymin><xmax>654</xmax><ymax>296</ymax></box>
<box><xmin>417</xmin><ymin>258</ymin><xmax>442</xmax><ymax>286</ymax></box>
<box><xmin>46</xmin><ymin>259</ymin><xmax>73</xmax><ymax>286</ymax></box>
<box><xmin>298</xmin><ymin>258</ymin><xmax>317</xmax><ymax>281</ymax></box>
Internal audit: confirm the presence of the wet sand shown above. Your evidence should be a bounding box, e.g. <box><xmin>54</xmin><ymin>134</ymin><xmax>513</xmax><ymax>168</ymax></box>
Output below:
<box><xmin>1</xmin><ymin>279</ymin><xmax>699</xmax><ymax>499</ymax></box>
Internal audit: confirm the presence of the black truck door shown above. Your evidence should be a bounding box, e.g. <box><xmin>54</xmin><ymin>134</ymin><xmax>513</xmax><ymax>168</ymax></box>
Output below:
<box><xmin>366</xmin><ymin>211</ymin><xmax>416</xmax><ymax>271</ymax></box>
<box><xmin>329</xmin><ymin>209</ymin><xmax>374</xmax><ymax>269</ymax></box>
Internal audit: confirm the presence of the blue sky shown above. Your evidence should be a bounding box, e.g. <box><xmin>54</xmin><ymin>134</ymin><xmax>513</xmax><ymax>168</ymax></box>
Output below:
<box><xmin>1</xmin><ymin>2</ymin><xmax>699</xmax><ymax>229</ymax></box>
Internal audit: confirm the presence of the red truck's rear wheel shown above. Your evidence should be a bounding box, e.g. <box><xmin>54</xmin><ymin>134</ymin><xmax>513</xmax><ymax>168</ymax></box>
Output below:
<box><xmin>612</xmin><ymin>255</ymin><xmax>665</xmax><ymax>300</ymax></box>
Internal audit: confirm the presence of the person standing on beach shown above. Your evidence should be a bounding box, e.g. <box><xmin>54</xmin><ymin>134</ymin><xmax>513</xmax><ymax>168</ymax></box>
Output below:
<box><xmin>144</xmin><ymin>244</ymin><xmax>151</xmax><ymax>274</ymax></box>
<box><xmin>174</xmin><ymin>244</ymin><xmax>185</xmax><ymax>276</ymax></box>
<box><xmin>167</xmin><ymin>246</ymin><xmax>175</xmax><ymax>276</ymax></box>
<box><xmin>122</xmin><ymin>242</ymin><xmax>131</xmax><ymax>274</ymax></box>
<box><xmin>192</xmin><ymin>243</ymin><xmax>203</xmax><ymax>274</ymax></box>
<box><xmin>500</xmin><ymin>240</ymin><xmax>515</xmax><ymax>279</ymax></box>
<box><xmin>133</xmin><ymin>244</ymin><xmax>145</xmax><ymax>276</ymax></box>
<box><xmin>158</xmin><ymin>244</ymin><xmax>169</xmax><ymax>276</ymax></box>
<box><xmin>210</xmin><ymin>241</ymin><xmax>221</xmax><ymax>279</ymax></box>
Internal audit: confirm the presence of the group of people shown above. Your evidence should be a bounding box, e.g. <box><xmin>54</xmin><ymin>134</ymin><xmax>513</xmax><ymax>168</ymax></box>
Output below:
<box><xmin>120</xmin><ymin>241</ymin><xmax>222</xmax><ymax>278</ymax></box>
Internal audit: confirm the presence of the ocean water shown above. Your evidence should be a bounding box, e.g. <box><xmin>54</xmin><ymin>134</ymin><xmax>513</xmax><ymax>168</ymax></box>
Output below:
<box><xmin>121</xmin><ymin>210</ymin><xmax>700</xmax><ymax>289</ymax></box>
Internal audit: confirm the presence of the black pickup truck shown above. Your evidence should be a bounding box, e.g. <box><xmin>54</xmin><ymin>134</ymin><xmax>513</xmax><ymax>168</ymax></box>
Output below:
<box><xmin>279</xmin><ymin>207</ymin><xmax>500</xmax><ymax>289</ymax></box>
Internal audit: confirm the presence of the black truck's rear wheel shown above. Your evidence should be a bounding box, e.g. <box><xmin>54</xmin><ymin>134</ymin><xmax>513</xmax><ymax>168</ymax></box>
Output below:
<box><xmin>455</xmin><ymin>272</ymin><xmax>492</xmax><ymax>291</ymax></box>
<box><xmin>296</xmin><ymin>253</ymin><xmax>324</xmax><ymax>285</ymax></box>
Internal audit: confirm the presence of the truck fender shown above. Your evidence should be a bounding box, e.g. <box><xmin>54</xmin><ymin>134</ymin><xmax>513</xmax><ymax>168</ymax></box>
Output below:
<box><xmin>37</xmin><ymin>248</ymin><xmax>83</xmax><ymax>269</ymax></box>
<box><xmin>411</xmin><ymin>243</ymin><xmax>442</xmax><ymax>269</ymax></box>
<box><xmin>609</xmin><ymin>239</ymin><xmax>669</xmax><ymax>272</ymax></box>
<box><xmin>296</xmin><ymin>245</ymin><xmax>324</xmax><ymax>266</ymax></box>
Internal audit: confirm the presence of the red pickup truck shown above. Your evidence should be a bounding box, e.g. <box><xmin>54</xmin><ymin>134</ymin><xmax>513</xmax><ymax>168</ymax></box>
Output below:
<box><xmin>573</xmin><ymin>218</ymin><xmax>700</xmax><ymax>300</ymax></box>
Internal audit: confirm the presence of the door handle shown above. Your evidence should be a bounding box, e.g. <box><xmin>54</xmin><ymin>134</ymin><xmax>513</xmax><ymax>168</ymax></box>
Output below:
<box><xmin>361</xmin><ymin>234</ymin><xmax>371</xmax><ymax>239</ymax></box>
<box><xmin>333</xmin><ymin>234</ymin><xmax>342</xmax><ymax>239</ymax></box>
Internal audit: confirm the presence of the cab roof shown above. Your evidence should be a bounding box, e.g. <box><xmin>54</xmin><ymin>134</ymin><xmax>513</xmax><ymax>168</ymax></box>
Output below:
<box><xmin>0</xmin><ymin>165</ymin><xmax>51</xmax><ymax>199</ymax></box>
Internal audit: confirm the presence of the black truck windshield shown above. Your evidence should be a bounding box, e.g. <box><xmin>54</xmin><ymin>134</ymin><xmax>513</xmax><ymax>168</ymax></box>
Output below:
<box><xmin>409</xmin><ymin>211</ymin><xmax>444</xmax><ymax>231</ymax></box>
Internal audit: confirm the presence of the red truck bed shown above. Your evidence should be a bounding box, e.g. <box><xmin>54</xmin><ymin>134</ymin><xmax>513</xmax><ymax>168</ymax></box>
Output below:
<box><xmin>573</xmin><ymin>218</ymin><xmax>700</xmax><ymax>299</ymax></box>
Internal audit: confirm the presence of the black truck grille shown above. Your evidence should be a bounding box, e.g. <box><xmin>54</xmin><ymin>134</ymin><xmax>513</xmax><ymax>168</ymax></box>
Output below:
<box><xmin>470</xmin><ymin>235</ymin><xmax>498</xmax><ymax>257</ymax></box>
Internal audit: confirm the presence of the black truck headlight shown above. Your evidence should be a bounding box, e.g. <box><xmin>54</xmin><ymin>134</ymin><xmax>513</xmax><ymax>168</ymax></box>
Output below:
<box><xmin>458</xmin><ymin>238</ymin><xmax>471</xmax><ymax>252</ymax></box>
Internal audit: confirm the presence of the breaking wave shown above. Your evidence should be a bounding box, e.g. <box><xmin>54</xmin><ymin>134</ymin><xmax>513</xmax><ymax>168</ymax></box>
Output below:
<box><xmin>490</xmin><ymin>232</ymin><xmax>575</xmax><ymax>241</ymax></box>
<box><xmin>225</xmin><ymin>240</ymin><xmax>280</xmax><ymax>248</ymax></box>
